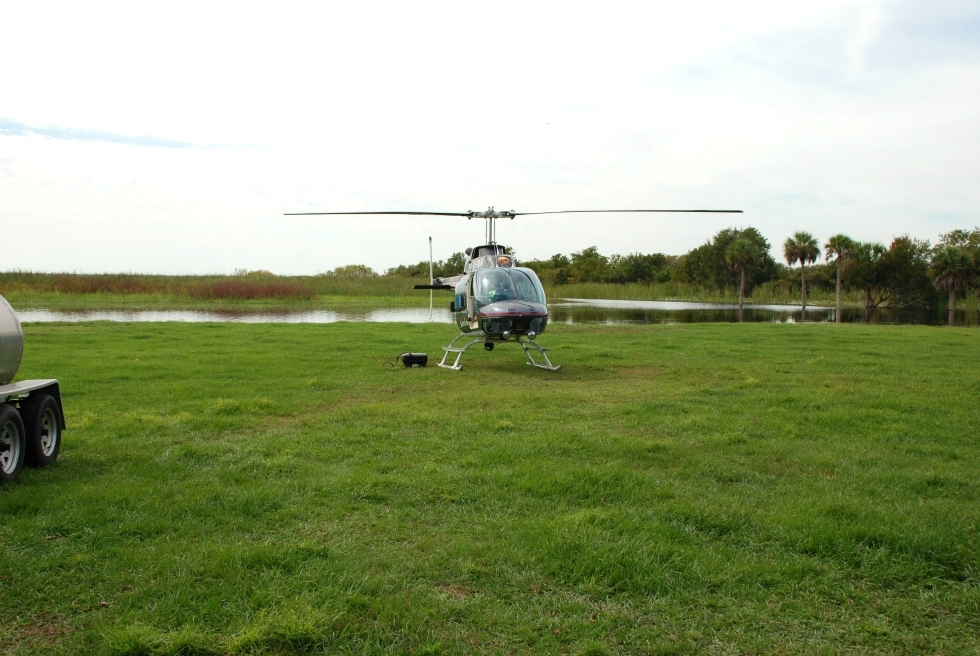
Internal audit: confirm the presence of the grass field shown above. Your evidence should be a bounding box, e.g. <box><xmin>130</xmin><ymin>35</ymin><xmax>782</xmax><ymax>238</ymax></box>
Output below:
<box><xmin>2</xmin><ymin>321</ymin><xmax>978</xmax><ymax>654</ymax></box>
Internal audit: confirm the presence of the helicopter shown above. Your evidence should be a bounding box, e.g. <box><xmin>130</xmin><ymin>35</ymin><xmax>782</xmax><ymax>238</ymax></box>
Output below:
<box><xmin>284</xmin><ymin>207</ymin><xmax>742</xmax><ymax>370</ymax></box>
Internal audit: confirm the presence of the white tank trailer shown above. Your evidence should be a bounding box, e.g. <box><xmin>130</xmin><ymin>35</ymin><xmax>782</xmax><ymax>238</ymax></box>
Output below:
<box><xmin>0</xmin><ymin>294</ymin><xmax>65</xmax><ymax>482</ymax></box>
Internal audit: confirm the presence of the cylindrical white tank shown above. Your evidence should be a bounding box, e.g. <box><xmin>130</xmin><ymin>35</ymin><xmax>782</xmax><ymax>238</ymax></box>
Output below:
<box><xmin>0</xmin><ymin>294</ymin><xmax>25</xmax><ymax>385</ymax></box>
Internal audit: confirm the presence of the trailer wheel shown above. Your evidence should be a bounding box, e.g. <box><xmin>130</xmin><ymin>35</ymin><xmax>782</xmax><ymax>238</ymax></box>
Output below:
<box><xmin>23</xmin><ymin>394</ymin><xmax>61</xmax><ymax>467</ymax></box>
<box><xmin>0</xmin><ymin>404</ymin><xmax>26</xmax><ymax>482</ymax></box>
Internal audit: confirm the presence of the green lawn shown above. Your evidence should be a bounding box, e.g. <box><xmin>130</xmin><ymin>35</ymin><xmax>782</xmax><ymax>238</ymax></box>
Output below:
<box><xmin>2</xmin><ymin>322</ymin><xmax>978</xmax><ymax>654</ymax></box>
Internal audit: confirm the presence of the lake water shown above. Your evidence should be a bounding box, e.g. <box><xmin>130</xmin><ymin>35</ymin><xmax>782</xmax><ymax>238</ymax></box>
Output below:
<box><xmin>552</xmin><ymin>299</ymin><xmax>974</xmax><ymax>325</ymax></box>
<box><xmin>15</xmin><ymin>299</ymin><xmax>974</xmax><ymax>326</ymax></box>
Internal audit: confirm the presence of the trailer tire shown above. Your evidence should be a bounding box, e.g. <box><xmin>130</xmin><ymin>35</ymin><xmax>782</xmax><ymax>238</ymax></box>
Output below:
<box><xmin>23</xmin><ymin>394</ymin><xmax>61</xmax><ymax>467</ymax></box>
<box><xmin>0</xmin><ymin>404</ymin><xmax>26</xmax><ymax>482</ymax></box>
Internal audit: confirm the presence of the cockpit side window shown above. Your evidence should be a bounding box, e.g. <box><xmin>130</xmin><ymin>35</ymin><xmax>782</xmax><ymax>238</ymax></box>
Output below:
<box><xmin>454</xmin><ymin>278</ymin><xmax>467</xmax><ymax>311</ymax></box>
<box><xmin>512</xmin><ymin>269</ymin><xmax>546</xmax><ymax>303</ymax></box>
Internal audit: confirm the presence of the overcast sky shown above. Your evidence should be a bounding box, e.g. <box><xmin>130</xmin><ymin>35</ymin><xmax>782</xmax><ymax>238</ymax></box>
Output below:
<box><xmin>2</xmin><ymin>0</ymin><xmax>977</xmax><ymax>275</ymax></box>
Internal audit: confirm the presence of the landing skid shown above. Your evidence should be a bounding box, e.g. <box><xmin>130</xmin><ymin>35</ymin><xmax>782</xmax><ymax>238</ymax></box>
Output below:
<box><xmin>438</xmin><ymin>333</ymin><xmax>562</xmax><ymax>371</ymax></box>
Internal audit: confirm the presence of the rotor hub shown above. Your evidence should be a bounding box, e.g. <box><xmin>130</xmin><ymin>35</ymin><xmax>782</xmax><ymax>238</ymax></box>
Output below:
<box><xmin>464</xmin><ymin>207</ymin><xmax>517</xmax><ymax>244</ymax></box>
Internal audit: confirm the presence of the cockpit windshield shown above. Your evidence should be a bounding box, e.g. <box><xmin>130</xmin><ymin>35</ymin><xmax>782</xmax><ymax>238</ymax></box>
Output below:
<box><xmin>474</xmin><ymin>269</ymin><xmax>516</xmax><ymax>306</ymax></box>
<box><xmin>473</xmin><ymin>268</ymin><xmax>546</xmax><ymax>307</ymax></box>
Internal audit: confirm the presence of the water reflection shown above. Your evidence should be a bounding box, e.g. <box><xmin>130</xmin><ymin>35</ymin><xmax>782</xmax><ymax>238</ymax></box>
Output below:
<box><xmin>552</xmin><ymin>299</ymin><xmax>826</xmax><ymax>324</ymax></box>
<box><xmin>553</xmin><ymin>299</ymin><xmax>977</xmax><ymax>325</ymax></box>
<box><xmin>15</xmin><ymin>300</ymin><xmax>978</xmax><ymax>326</ymax></box>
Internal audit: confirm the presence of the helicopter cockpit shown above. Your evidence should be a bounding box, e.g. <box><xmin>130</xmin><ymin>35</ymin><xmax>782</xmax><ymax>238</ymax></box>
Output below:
<box><xmin>473</xmin><ymin>267</ymin><xmax>546</xmax><ymax>309</ymax></box>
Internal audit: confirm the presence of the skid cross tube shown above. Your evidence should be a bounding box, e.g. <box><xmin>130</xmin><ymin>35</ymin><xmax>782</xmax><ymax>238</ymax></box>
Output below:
<box><xmin>437</xmin><ymin>333</ymin><xmax>562</xmax><ymax>371</ymax></box>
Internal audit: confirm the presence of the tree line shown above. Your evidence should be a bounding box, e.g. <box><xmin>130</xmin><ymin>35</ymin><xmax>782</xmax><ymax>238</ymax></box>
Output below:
<box><xmin>340</xmin><ymin>226</ymin><xmax>980</xmax><ymax>316</ymax></box>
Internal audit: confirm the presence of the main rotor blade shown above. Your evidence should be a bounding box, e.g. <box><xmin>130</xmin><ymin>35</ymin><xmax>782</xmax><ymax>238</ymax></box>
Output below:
<box><xmin>284</xmin><ymin>211</ymin><xmax>471</xmax><ymax>216</ymax></box>
<box><xmin>284</xmin><ymin>208</ymin><xmax>743</xmax><ymax>217</ymax></box>
<box><xmin>513</xmin><ymin>209</ymin><xmax>742</xmax><ymax>215</ymax></box>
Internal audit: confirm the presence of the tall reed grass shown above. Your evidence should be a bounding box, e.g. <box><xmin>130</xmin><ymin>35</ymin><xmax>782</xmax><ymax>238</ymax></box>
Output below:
<box><xmin>187</xmin><ymin>280</ymin><xmax>315</xmax><ymax>300</ymax></box>
<box><xmin>549</xmin><ymin>281</ymin><xmax>731</xmax><ymax>301</ymax></box>
<box><xmin>548</xmin><ymin>280</ymin><xmax>860</xmax><ymax>305</ymax></box>
<box><xmin>0</xmin><ymin>270</ymin><xmax>920</xmax><ymax>307</ymax></box>
<box><xmin>0</xmin><ymin>271</ymin><xmax>425</xmax><ymax>301</ymax></box>
<box><xmin>964</xmin><ymin>289</ymin><xmax>980</xmax><ymax>311</ymax></box>
<box><xmin>747</xmin><ymin>280</ymin><xmax>856</xmax><ymax>306</ymax></box>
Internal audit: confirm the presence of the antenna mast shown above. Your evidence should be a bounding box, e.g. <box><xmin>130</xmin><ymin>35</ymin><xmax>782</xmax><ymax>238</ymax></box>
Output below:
<box><xmin>428</xmin><ymin>236</ymin><xmax>434</xmax><ymax>318</ymax></box>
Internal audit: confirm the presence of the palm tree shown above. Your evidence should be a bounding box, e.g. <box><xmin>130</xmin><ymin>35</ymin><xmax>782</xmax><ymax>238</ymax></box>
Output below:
<box><xmin>930</xmin><ymin>245</ymin><xmax>972</xmax><ymax>326</ymax></box>
<box><xmin>726</xmin><ymin>238</ymin><xmax>759</xmax><ymax>317</ymax></box>
<box><xmin>784</xmin><ymin>232</ymin><xmax>820</xmax><ymax>317</ymax></box>
<box><xmin>824</xmin><ymin>234</ymin><xmax>855</xmax><ymax>323</ymax></box>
